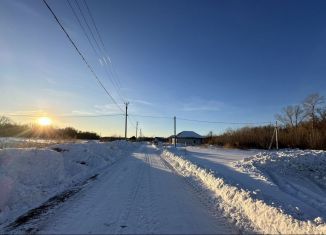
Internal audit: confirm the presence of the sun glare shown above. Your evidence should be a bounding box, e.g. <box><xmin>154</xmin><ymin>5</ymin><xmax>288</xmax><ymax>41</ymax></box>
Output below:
<box><xmin>38</xmin><ymin>117</ymin><xmax>52</xmax><ymax>126</ymax></box>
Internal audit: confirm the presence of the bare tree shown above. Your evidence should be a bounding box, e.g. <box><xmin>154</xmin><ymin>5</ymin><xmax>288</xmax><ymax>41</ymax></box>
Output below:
<box><xmin>303</xmin><ymin>93</ymin><xmax>325</xmax><ymax>129</ymax></box>
<box><xmin>0</xmin><ymin>116</ymin><xmax>12</xmax><ymax>127</ymax></box>
<box><xmin>276</xmin><ymin>105</ymin><xmax>305</xmax><ymax>128</ymax></box>
<box><xmin>317</xmin><ymin>107</ymin><xmax>326</xmax><ymax>122</ymax></box>
<box><xmin>275</xmin><ymin>106</ymin><xmax>293</xmax><ymax>127</ymax></box>
<box><xmin>293</xmin><ymin>105</ymin><xmax>305</xmax><ymax>127</ymax></box>
<box><xmin>207</xmin><ymin>131</ymin><xmax>213</xmax><ymax>137</ymax></box>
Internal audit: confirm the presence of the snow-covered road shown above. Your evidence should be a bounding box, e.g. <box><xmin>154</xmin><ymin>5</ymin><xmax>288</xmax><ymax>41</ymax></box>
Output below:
<box><xmin>19</xmin><ymin>144</ymin><xmax>234</xmax><ymax>234</ymax></box>
<box><xmin>163</xmin><ymin>146</ymin><xmax>326</xmax><ymax>233</ymax></box>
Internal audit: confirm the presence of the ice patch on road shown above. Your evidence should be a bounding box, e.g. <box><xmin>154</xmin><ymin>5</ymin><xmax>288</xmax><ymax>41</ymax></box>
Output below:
<box><xmin>162</xmin><ymin>149</ymin><xmax>326</xmax><ymax>234</ymax></box>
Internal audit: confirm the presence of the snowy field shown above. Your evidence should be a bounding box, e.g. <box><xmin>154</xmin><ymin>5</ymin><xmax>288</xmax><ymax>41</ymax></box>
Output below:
<box><xmin>0</xmin><ymin>137</ymin><xmax>80</xmax><ymax>149</ymax></box>
<box><xmin>163</xmin><ymin>145</ymin><xmax>326</xmax><ymax>233</ymax></box>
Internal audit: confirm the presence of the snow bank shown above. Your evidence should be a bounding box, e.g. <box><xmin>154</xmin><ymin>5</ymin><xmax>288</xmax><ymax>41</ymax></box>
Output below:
<box><xmin>162</xmin><ymin>149</ymin><xmax>326</xmax><ymax>234</ymax></box>
<box><xmin>0</xmin><ymin>141</ymin><xmax>134</xmax><ymax>225</ymax></box>
<box><xmin>0</xmin><ymin>137</ymin><xmax>68</xmax><ymax>149</ymax></box>
<box><xmin>234</xmin><ymin>150</ymin><xmax>326</xmax><ymax>188</ymax></box>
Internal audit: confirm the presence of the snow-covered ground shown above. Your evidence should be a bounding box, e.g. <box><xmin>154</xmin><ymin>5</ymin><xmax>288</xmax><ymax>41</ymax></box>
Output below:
<box><xmin>2</xmin><ymin>141</ymin><xmax>326</xmax><ymax>234</ymax></box>
<box><xmin>0</xmin><ymin>140</ymin><xmax>134</xmax><ymax>227</ymax></box>
<box><xmin>0</xmin><ymin>137</ymin><xmax>77</xmax><ymax>149</ymax></box>
<box><xmin>163</xmin><ymin>145</ymin><xmax>326</xmax><ymax>233</ymax></box>
<box><xmin>0</xmin><ymin>143</ymin><xmax>234</xmax><ymax>234</ymax></box>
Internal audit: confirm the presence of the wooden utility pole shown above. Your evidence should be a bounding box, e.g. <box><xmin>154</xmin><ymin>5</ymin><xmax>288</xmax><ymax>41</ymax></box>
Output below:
<box><xmin>174</xmin><ymin>116</ymin><xmax>176</xmax><ymax>147</ymax></box>
<box><xmin>124</xmin><ymin>102</ymin><xmax>129</xmax><ymax>140</ymax></box>
<box><xmin>136</xmin><ymin>121</ymin><xmax>138</xmax><ymax>139</ymax></box>
<box><xmin>268</xmin><ymin>121</ymin><xmax>279</xmax><ymax>150</ymax></box>
<box><xmin>275</xmin><ymin>121</ymin><xmax>279</xmax><ymax>150</ymax></box>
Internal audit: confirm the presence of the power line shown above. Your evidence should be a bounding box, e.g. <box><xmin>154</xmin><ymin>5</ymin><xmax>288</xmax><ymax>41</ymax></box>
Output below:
<box><xmin>127</xmin><ymin>113</ymin><xmax>136</xmax><ymax>128</ymax></box>
<box><xmin>177</xmin><ymin>117</ymin><xmax>271</xmax><ymax>125</ymax></box>
<box><xmin>81</xmin><ymin>0</ymin><xmax>125</xmax><ymax>103</ymax></box>
<box><xmin>67</xmin><ymin>0</ymin><xmax>125</xmax><ymax>104</ymax></box>
<box><xmin>5</xmin><ymin>113</ymin><xmax>124</xmax><ymax>118</ymax></box>
<box><xmin>129</xmin><ymin>114</ymin><xmax>172</xmax><ymax>119</ymax></box>
<box><xmin>82</xmin><ymin>0</ymin><xmax>107</xmax><ymax>55</ymax></box>
<box><xmin>58</xmin><ymin>114</ymin><xmax>123</xmax><ymax>118</ymax></box>
<box><xmin>73</xmin><ymin>0</ymin><xmax>102</xmax><ymax>56</ymax></box>
<box><xmin>66</xmin><ymin>0</ymin><xmax>99</xmax><ymax>58</ymax></box>
<box><xmin>130</xmin><ymin>113</ymin><xmax>270</xmax><ymax>125</ymax></box>
<box><xmin>42</xmin><ymin>0</ymin><xmax>124</xmax><ymax>113</ymax></box>
<box><xmin>6</xmin><ymin>112</ymin><xmax>271</xmax><ymax>125</ymax></box>
<box><xmin>82</xmin><ymin>0</ymin><xmax>122</xmax><ymax>87</ymax></box>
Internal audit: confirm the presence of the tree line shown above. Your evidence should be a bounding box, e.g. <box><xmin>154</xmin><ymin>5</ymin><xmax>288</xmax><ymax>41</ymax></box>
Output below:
<box><xmin>206</xmin><ymin>93</ymin><xmax>326</xmax><ymax>150</ymax></box>
<box><xmin>0</xmin><ymin>116</ymin><xmax>100</xmax><ymax>140</ymax></box>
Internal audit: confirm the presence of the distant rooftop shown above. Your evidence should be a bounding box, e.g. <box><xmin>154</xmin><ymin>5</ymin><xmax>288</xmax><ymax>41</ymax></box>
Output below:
<box><xmin>177</xmin><ymin>131</ymin><xmax>203</xmax><ymax>138</ymax></box>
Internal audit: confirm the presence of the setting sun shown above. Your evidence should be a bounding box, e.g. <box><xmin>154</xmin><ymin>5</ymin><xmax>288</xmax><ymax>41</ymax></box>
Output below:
<box><xmin>38</xmin><ymin>117</ymin><xmax>52</xmax><ymax>126</ymax></box>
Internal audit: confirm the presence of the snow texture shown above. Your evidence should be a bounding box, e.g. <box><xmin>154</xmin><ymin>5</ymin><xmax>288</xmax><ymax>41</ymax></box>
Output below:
<box><xmin>162</xmin><ymin>148</ymin><xmax>326</xmax><ymax>234</ymax></box>
<box><xmin>0</xmin><ymin>140</ymin><xmax>133</xmax><ymax>226</ymax></box>
<box><xmin>234</xmin><ymin>149</ymin><xmax>326</xmax><ymax>189</ymax></box>
<box><xmin>35</xmin><ymin>145</ymin><xmax>233</xmax><ymax>234</ymax></box>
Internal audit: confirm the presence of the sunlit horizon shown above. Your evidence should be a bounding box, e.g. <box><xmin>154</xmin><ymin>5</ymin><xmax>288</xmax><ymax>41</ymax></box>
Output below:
<box><xmin>1</xmin><ymin>0</ymin><xmax>326</xmax><ymax>137</ymax></box>
<box><xmin>37</xmin><ymin>117</ymin><xmax>52</xmax><ymax>126</ymax></box>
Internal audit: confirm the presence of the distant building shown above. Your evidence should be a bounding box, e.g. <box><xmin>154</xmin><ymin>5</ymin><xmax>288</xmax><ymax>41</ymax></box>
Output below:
<box><xmin>170</xmin><ymin>131</ymin><xmax>203</xmax><ymax>146</ymax></box>
<box><xmin>153</xmin><ymin>137</ymin><xmax>168</xmax><ymax>145</ymax></box>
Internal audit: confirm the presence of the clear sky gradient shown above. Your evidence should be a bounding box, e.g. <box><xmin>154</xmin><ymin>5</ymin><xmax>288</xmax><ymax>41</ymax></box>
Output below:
<box><xmin>1</xmin><ymin>0</ymin><xmax>326</xmax><ymax>137</ymax></box>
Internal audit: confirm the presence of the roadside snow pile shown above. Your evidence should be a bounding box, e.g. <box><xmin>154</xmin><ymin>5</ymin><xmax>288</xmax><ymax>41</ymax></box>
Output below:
<box><xmin>234</xmin><ymin>150</ymin><xmax>326</xmax><ymax>188</ymax></box>
<box><xmin>0</xmin><ymin>141</ymin><xmax>133</xmax><ymax>225</ymax></box>
<box><xmin>0</xmin><ymin>137</ymin><xmax>67</xmax><ymax>149</ymax></box>
<box><xmin>162</xmin><ymin>149</ymin><xmax>326</xmax><ymax>234</ymax></box>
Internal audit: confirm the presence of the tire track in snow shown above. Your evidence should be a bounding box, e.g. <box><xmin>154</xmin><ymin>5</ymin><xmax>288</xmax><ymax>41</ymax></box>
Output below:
<box><xmin>146</xmin><ymin>152</ymin><xmax>160</xmax><ymax>234</ymax></box>
<box><xmin>19</xmin><ymin>144</ymin><xmax>236</xmax><ymax>234</ymax></box>
<box><xmin>115</xmin><ymin>147</ymin><xmax>161</xmax><ymax>234</ymax></box>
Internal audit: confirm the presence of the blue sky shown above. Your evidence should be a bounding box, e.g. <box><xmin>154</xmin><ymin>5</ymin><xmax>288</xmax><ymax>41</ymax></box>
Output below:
<box><xmin>1</xmin><ymin>0</ymin><xmax>326</xmax><ymax>137</ymax></box>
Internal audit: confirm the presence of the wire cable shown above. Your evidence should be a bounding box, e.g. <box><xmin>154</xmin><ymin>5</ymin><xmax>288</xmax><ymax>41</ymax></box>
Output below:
<box><xmin>42</xmin><ymin>0</ymin><xmax>124</xmax><ymax>113</ymax></box>
<box><xmin>81</xmin><ymin>0</ymin><xmax>125</xmax><ymax>101</ymax></box>
<box><xmin>72</xmin><ymin>0</ymin><xmax>126</xmax><ymax>104</ymax></box>
<box><xmin>82</xmin><ymin>0</ymin><xmax>108</xmax><ymax>56</ymax></box>
<box><xmin>129</xmin><ymin>114</ymin><xmax>172</xmax><ymax>119</ymax></box>
<box><xmin>177</xmin><ymin>117</ymin><xmax>271</xmax><ymax>125</ymax></box>
<box><xmin>74</xmin><ymin>0</ymin><xmax>102</xmax><ymax>56</ymax></box>
<box><xmin>66</xmin><ymin>0</ymin><xmax>99</xmax><ymax>58</ymax></box>
<box><xmin>6</xmin><ymin>113</ymin><xmax>124</xmax><ymax>118</ymax></box>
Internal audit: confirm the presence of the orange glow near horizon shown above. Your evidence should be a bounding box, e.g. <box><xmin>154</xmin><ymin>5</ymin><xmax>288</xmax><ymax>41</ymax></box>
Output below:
<box><xmin>37</xmin><ymin>117</ymin><xmax>52</xmax><ymax>126</ymax></box>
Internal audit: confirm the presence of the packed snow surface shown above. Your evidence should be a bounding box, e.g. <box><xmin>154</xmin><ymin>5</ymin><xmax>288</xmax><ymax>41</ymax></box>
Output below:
<box><xmin>2</xmin><ymin>140</ymin><xmax>325</xmax><ymax>234</ymax></box>
<box><xmin>163</xmin><ymin>146</ymin><xmax>326</xmax><ymax>234</ymax></box>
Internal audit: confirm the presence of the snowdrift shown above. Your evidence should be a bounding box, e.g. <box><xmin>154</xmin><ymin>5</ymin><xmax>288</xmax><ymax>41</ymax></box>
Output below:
<box><xmin>0</xmin><ymin>141</ymin><xmax>133</xmax><ymax>225</ymax></box>
<box><xmin>234</xmin><ymin>149</ymin><xmax>326</xmax><ymax>188</ymax></box>
<box><xmin>162</xmin><ymin>149</ymin><xmax>326</xmax><ymax>234</ymax></box>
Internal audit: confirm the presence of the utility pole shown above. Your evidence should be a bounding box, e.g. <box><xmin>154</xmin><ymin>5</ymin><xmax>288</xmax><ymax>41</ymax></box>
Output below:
<box><xmin>268</xmin><ymin>121</ymin><xmax>279</xmax><ymax>150</ymax></box>
<box><xmin>139</xmin><ymin>129</ymin><xmax>142</xmax><ymax>139</ymax></box>
<box><xmin>174</xmin><ymin>116</ymin><xmax>176</xmax><ymax>147</ymax></box>
<box><xmin>275</xmin><ymin>121</ymin><xmax>279</xmax><ymax>150</ymax></box>
<box><xmin>124</xmin><ymin>102</ymin><xmax>129</xmax><ymax>140</ymax></box>
<box><xmin>136</xmin><ymin>121</ymin><xmax>138</xmax><ymax>139</ymax></box>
